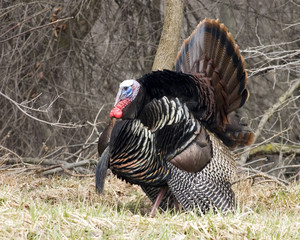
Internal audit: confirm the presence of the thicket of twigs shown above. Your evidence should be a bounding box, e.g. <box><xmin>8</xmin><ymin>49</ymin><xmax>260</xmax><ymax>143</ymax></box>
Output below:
<box><xmin>0</xmin><ymin>1</ymin><xmax>299</xmax><ymax>182</ymax></box>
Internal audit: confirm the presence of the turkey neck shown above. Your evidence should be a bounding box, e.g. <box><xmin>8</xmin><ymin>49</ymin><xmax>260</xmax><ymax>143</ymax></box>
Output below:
<box><xmin>120</xmin><ymin>86</ymin><xmax>145</xmax><ymax>119</ymax></box>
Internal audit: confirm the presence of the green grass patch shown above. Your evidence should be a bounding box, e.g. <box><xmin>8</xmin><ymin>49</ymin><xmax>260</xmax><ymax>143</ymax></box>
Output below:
<box><xmin>0</xmin><ymin>171</ymin><xmax>299</xmax><ymax>239</ymax></box>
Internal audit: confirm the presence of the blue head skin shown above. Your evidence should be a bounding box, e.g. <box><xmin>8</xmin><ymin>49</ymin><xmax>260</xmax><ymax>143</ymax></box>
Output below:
<box><xmin>110</xmin><ymin>80</ymin><xmax>141</xmax><ymax>118</ymax></box>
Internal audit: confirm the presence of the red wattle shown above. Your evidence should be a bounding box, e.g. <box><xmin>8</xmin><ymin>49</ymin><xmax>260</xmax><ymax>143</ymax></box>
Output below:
<box><xmin>109</xmin><ymin>98</ymin><xmax>131</xmax><ymax>118</ymax></box>
<box><xmin>110</xmin><ymin>107</ymin><xmax>123</xmax><ymax>118</ymax></box>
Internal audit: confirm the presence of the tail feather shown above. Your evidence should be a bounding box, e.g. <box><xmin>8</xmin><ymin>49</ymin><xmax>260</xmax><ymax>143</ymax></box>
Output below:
<box><xmin>175</xmin><ymin>18</ymin><xmax>248</xmax><ymax>114</ymax></box>
<box><xmin>175</xmin><ymin>18</ymin><xmax>253</xmax><ymax>147</ymax></box>
<box><xmin>227</xmin><ymin>61</ymin><xmax>247</xmax><ymax>96</ymax></box>
<box><xmin>228</xmin><ymin>89</ymin><xmax>249</xmax><ymax>113</ymax></box>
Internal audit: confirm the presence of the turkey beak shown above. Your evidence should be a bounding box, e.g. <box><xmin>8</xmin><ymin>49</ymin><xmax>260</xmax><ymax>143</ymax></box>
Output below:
<box><xmin>119</xmin><ymin>90</ymin><xmax>126</xmax><ymax>100</ymax></box>
<box><xmin>95</xmin><ymin>146</ymin><xmax>110</xmax><ymax>194</ymax></box>
<box><xmin>114</xmin><ymin>88</ymin><xmax>122</xmax><ymax>106</ymax></box>
<box><xmin>114</xmin><ymin>88</ymin><xmax>127</xmax><ymax>106</ymax></box>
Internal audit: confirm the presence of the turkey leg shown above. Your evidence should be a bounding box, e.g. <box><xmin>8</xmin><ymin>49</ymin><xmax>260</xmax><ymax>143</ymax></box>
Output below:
<box><xmin>150</xmin><ymin>186</ymin><xmax>168</xmax><ymax>217</ymax></box>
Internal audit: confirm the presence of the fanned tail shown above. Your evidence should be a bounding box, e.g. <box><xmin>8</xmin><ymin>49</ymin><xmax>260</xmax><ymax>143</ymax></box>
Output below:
<box><xmin>175</xmin><ymin>18</ymin><xmax>248</xmax><ymax>113</ymax></box>
<box><xmin>175</xmin><ymin>18</ymin><xmax>254</xmax><ymax>147</ymax></box>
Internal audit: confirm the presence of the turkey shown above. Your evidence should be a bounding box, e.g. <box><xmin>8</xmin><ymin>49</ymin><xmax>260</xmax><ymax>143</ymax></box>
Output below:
<box><xmin>96</xmin><ymin>18</ymin><xmax>254</xmax><ymax>217</ymax></box>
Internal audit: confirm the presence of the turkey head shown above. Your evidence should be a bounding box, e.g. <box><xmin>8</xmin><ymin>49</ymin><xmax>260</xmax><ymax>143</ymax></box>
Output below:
<box><xmin>109</xmin><ymin>79</ymin><xmax>144</xmax><ymax>119</ymax></box>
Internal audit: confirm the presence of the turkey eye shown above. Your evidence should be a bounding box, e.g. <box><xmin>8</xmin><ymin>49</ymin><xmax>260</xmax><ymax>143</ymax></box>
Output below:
<box><xmin>121</xmin><ymin>87</ymin><xmax>128</xmax><ymax>95</ymax></box>
<box><xmin>125</xmin><ymin>87</ymin><xmax>132</xmax><ymax>96</ymax></box>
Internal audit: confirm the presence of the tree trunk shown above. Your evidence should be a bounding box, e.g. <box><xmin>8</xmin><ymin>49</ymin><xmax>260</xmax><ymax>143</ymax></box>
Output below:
<box><xmin>152</xmin><ymin>0</ymin><xmax>184</xmax><ymax>71</ymax></box>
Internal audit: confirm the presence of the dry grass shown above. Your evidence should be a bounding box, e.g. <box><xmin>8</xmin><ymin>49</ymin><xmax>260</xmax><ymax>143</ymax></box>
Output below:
<box><xmin>0</xmin><ymin>170</ymin><xmax>299</xmax><ymax>240</ymax></box>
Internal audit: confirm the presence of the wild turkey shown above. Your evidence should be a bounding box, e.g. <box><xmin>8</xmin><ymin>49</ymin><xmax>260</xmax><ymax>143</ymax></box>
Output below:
<box><xmin>96</xmin><ymin>18</ymin><xmax>254</xmax><ymax>217</ymax></box>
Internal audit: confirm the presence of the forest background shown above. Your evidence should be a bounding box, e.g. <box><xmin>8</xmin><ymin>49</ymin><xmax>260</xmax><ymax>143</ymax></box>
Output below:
<box><xmin>1</xmin><ymin>0</ymin><xmax>299</xmax><ymax>185</ymax></box>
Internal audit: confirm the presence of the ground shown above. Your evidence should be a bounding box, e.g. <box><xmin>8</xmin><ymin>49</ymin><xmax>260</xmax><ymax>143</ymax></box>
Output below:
<box><xmin>0</xmin><ymin>170</ymin><xmax>299</xmax><ymax>239</ymax></box>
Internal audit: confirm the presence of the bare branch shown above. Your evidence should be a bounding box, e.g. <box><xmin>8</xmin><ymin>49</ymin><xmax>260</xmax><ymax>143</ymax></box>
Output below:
<box><xmin>0</xmin><ymin>7</ymin><xmax>51</xmax><ymax>39</ymax></box>
<box><xmin>0</xmin><ymin>17</ymin><xmax>74</xmax><ymax>43</ymax></box>
<box><xmin>0</xmin><ymin>91</ymin><xmax>84</xmax><ymax>128</ymax></box>
<box><xmin>38</xmin><ymin>159</ymin><xmax>95</xmax><ymax>176</ymax></box>
<box><xmin>254</xmin><ymin>79</ymin><xmax>300</xmax><ymax>142</ymax></box>
<box><xmin>234</xmin><ymin>167</ymin><xmax>289</xmax><ymax>187</ymax></box>
<box><xmin>239</xmin><ymin>79</ymin><xmax>300</xmax><ymax>164</ymax></box>
<box><xmin>249</xmin><ymin>143</ymin><xmax>300</xmax><ymax>156</ymax></box>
